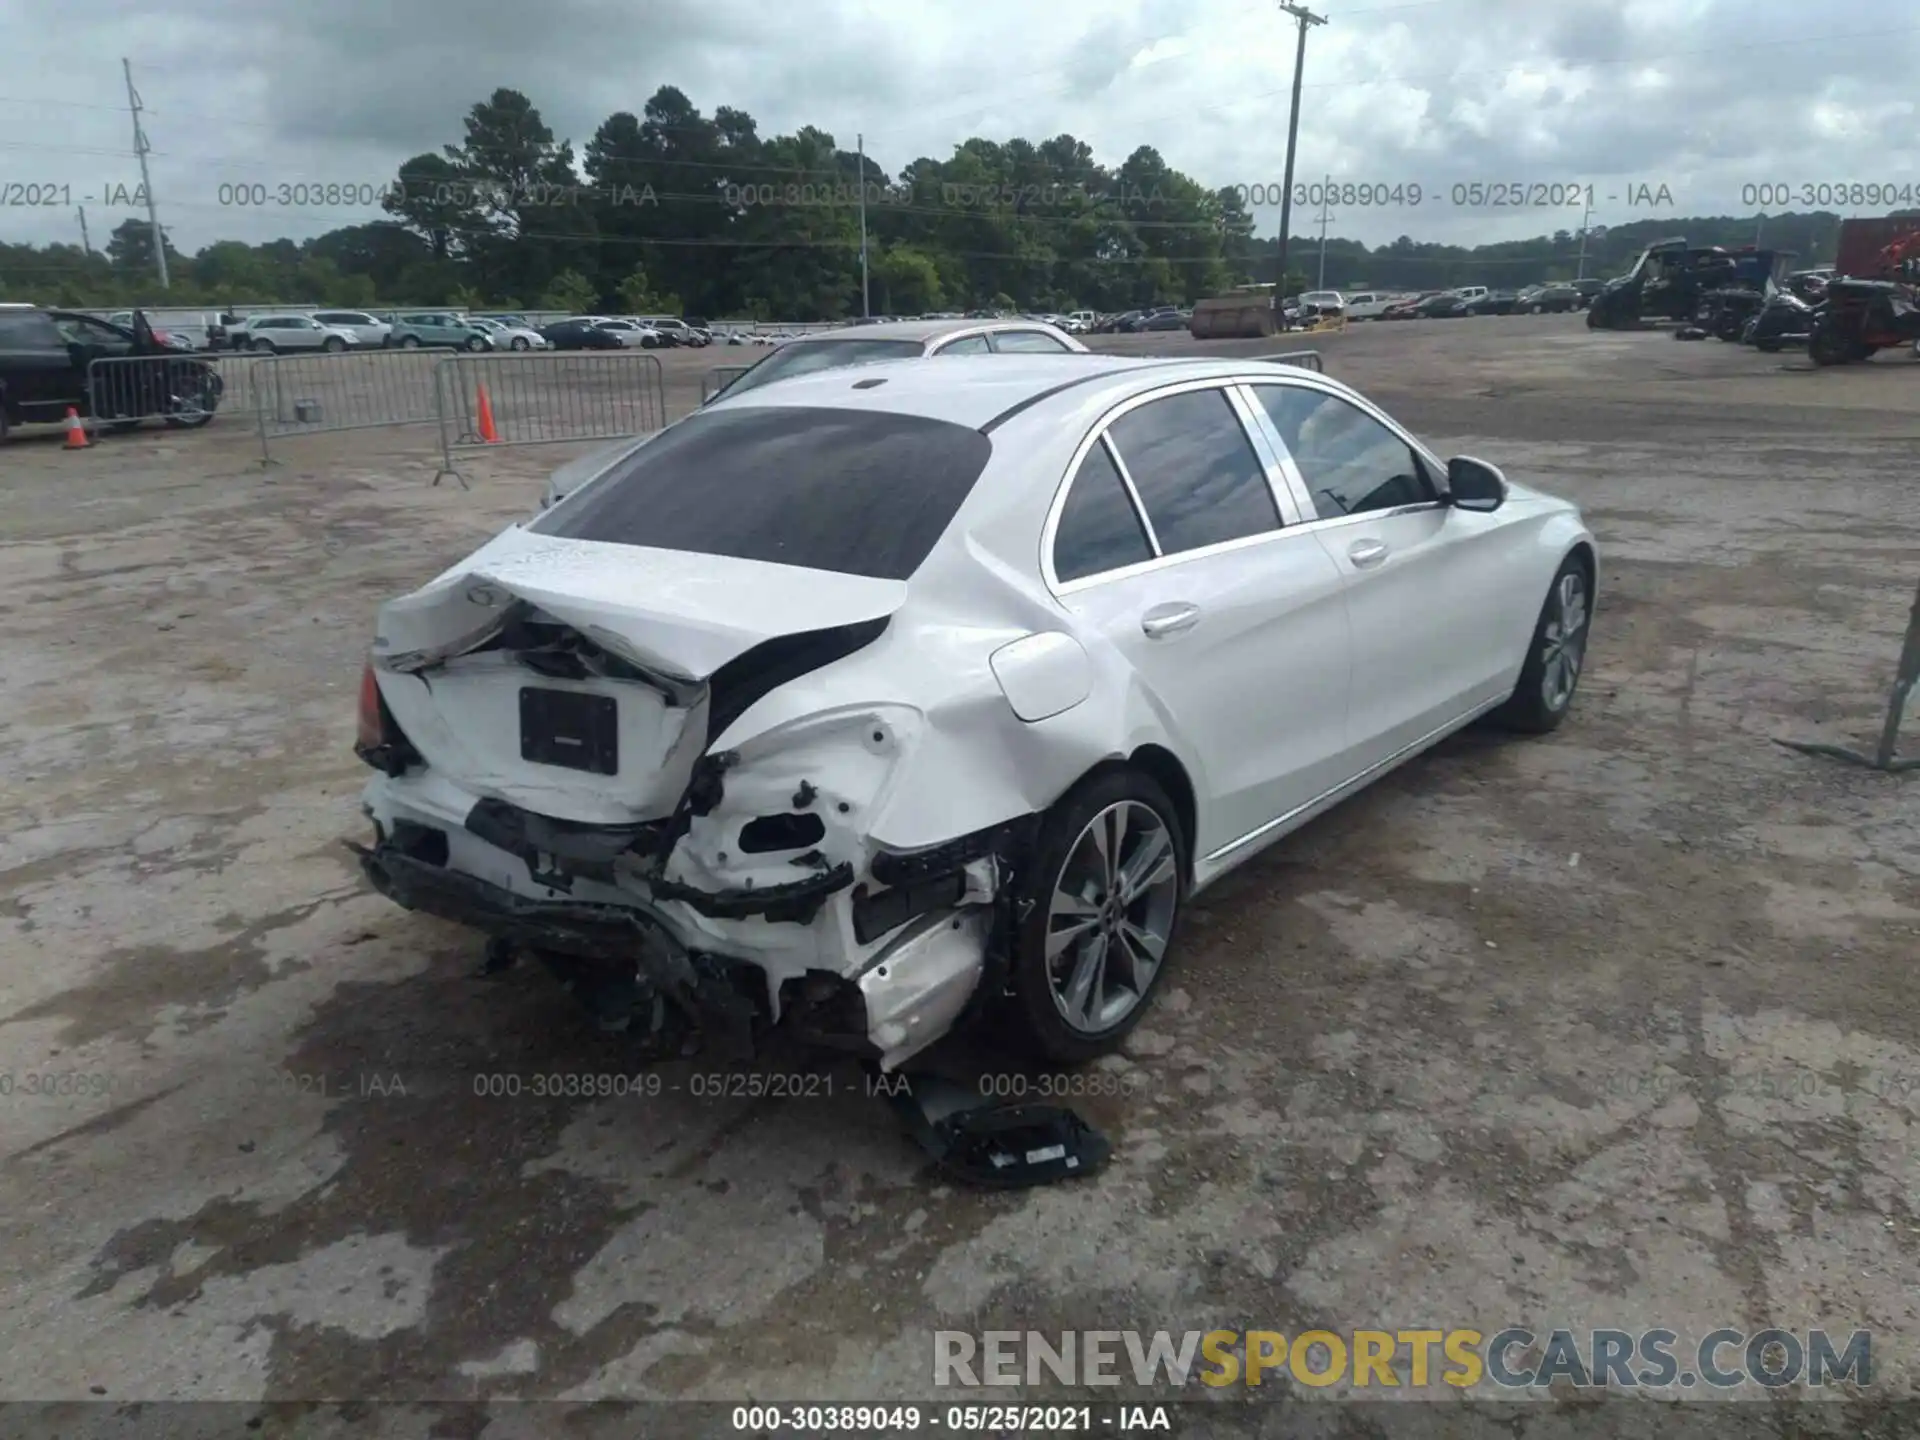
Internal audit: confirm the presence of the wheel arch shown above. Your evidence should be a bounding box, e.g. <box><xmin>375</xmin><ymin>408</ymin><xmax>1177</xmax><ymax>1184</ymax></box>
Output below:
<box><xmin>1050</xmin><ymin>746</ymin><xmax>1198</xmax><ymax>884</ymax></box>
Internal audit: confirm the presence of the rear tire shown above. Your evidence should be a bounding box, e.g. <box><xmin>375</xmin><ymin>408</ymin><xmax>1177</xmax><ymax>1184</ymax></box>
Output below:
<box><xmin>1491</xmin><ymin>555</ymin><xmax>1592</xmax><ymax>735</ymax></box>
<box><xmin>323</xmin><ymin>337</ymin><xmax>346</xmax><ymax>353</ymax></box>
<box><xmin>1004</xmin><ymin>768</ymin><xmax>1187</xmax><ymax>1065</ymax></box>
<box><xmin>401</xmin><ymin>335</ymin><xmax>421</xmax><ymax>350</ymax></box>
<box><xmin>1809</xmin><ymin>318</ymin><xmax>1851</xmax><ymax>366</ymax></box>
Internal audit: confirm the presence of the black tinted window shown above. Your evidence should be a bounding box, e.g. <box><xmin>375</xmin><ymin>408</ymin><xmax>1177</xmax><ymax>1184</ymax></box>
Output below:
<box><xmin>1105</xmin><ymin>389</ymin><xmax>1279</xmax><ymax>555</ymax></box>
<box><xmin>1053</xmin><ymin>441</ymin><xmax>1152</xmax><ymax>582</ymax></box>
<box><xmin>532</xmin><ymin>407</ymin><xmax>992</xmax><ymax>581</ymax></box>
<box><xmin>0</xmin><ymin>312</ymin><xmax>64</xmax><ymax>348</ymax></box>
<box><xmin>1251</xmin><ymin>386</ymin><xmax>1437</xmax><ymax>518</ymax></box>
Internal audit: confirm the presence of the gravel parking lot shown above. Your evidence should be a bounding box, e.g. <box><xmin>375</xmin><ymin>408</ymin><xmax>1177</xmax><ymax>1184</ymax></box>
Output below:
<box><xmin>3</xmin><ymin>315</ymin><xmax>1917</xmax><ymax>1431</ymax></box>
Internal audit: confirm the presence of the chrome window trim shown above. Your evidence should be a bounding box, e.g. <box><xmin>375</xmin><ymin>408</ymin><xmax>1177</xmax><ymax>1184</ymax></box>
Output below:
<box><xmin>1236</xmin><ymin>374</ymin><xmax>1451</xmax><ymax>534</ymax></box>
<box><xmin>927</xmin><ymin>327</ymin><xmax>994</xmax><ymax>354</ymax></box>
<box><xmin>1101</xmin><ymin>433</ymin><xmax>1162</xmax><ymax>557</ymax></box>
<box><xmin>1040</xmin><ymin>375</ymin><xmax>1293</xmax><ymax>598</ymax></box>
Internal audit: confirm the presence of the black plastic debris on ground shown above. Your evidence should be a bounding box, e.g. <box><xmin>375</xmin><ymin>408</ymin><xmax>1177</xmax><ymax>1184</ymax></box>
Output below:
<box><xmin>883</xmin><ymin>1071</ymin><xmax>1112</xmax><ymax>1188</ymax></box>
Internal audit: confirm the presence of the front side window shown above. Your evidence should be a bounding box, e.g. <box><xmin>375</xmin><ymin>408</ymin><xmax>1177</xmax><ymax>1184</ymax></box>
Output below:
<box><xmin>1250</xmin><ymin>385</ymin><xmax>1438</xmax><ymax>519</ymax></box>
<box><xmin>1103</xmin><ymin>388</ymin><xmax>1280</xmax><ymax>557</ymax></box>
<box><xmin>1052</xmin><ymin>440</ymin><xmax>1153</xmax><ymax>583</ymax></box>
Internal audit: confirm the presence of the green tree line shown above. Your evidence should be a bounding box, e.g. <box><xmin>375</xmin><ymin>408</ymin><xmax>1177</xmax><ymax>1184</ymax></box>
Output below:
<box><xmin>0</xmin><ymin>85</ymin><xmax>1898</xmax><ymax>316</ymax></box>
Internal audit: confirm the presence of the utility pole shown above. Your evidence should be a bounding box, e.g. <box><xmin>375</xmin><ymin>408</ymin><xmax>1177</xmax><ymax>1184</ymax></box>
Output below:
<box><xmin>77</xmin><ymin>206</ymin><xmax>92</xmax><ymax>255</ymax></box>
<box><xmin>1316</xmin><ymin>190</ymin><xmax>1332</xmax><ymax>289</ymax></box>
<box><xmin>1273</xmin><ymin>2</ymin><xmax>1326</xmax><ymax>323</ymax></box>
<box><xmin>123</xmin><ymin>58</ymin><xmax>168</xmax><ymax>289</ymax></box>
<box><xmin>1754</xmin><ymin>212</ymin><xmax>1765</xmax><ymax>247</ymax></box>
<box><xmin>1574</xmin><ymin>191</ymin><xmax>1592</xmax><ymax>280</ymax></box>
<box><xmin>856</xmin><ymin>132</ymin><xmax>871</xmax><ymax>319</ymax></box>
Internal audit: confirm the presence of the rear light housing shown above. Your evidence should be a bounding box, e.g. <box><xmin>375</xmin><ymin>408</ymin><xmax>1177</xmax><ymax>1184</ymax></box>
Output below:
<box><xmin>354</xmin><ymin>660</ymin><xmax>420</xmax><ymax>775</ymax></box>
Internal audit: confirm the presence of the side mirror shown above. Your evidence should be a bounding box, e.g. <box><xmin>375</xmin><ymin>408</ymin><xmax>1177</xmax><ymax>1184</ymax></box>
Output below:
<box><xmin>1447</xmin><ymin>456</ymin><xmax>1509</xmax><ymax>512</ymax></box>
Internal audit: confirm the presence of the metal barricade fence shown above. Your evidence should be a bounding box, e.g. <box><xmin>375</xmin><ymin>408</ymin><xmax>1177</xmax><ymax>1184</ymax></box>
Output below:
<box><xmin>249</xmin><ymin>347</ymin><xmax>457</xmax><ymax>464</ymax></box>
<box><xmin>83</xmin><ymin>353</ymin><xmax>231</xmax><ymax>432</ymax></box>
<box><xmin>1256</xmin><ymin>349</ymin><xmax>1325</xmax><ymax>372</ymax></box>
<box><xmin>702</xmin><ymin>365</ymin><xmax>752</xmax><ymax>403</ymax></box>
<box><xmin>432</xmin><ymin>350</ymin><xmax>668</xmax><ymax>487</ymax></box>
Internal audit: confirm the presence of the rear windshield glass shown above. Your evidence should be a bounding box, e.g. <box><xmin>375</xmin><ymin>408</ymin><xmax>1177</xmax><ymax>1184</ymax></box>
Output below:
<box><xmin>529</xmin><ymin>406</ymin><xmax>993</xmax><ymax>580</ymax></box>
<box><xmin>721</xmin><ymin>338</ymin><xmax>922</xmax><ymax>397</ymax></box>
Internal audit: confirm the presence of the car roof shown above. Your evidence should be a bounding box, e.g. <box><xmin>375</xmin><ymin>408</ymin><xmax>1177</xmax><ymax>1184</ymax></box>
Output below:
<box><xmin>784</xmin><ymin>318</ymin><xmax>1055</xmax><ymax>345</ymax></box>
<box><xmin>704</xmin><ymin>352</ymin><xmax>1344</xmax><ymax>430</ymax></box>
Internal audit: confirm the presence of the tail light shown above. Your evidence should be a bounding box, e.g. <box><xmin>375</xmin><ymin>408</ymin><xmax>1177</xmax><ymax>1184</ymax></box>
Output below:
<box><xmin>356</xmin><ymin>661</ymin><xmax>386</xmax><ymax>750</ymax></box>
<box><xmin>356</xmin><ymin>660</ymin><xmax>422</xmax><ymax>775</ymax></box>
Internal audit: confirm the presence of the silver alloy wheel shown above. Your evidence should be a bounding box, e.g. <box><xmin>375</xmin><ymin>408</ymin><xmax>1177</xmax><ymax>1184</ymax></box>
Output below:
<box><xmin>1541</xmin><ymin>571</ymin><xmax>1590</xmax><ymax>712</ymax></box>
<box><xmin>1045</xmin><ymin>800</ymin><xmax>1179</xmax><ymax>1034</ymax></box>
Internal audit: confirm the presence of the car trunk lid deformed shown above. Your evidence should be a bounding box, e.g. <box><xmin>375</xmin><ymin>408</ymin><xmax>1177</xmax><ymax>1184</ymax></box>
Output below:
<box><xmin>370</xmin><ymin>527</ymin><xmax>909</xmax><ymax>826</ymax></box>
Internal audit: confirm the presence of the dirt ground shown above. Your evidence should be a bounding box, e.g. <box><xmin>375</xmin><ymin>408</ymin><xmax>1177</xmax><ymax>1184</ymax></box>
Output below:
<box><xmin>2</xmin><ymin>315</ymin><xmax>1918</xmax><ymax>1434</ymax></box>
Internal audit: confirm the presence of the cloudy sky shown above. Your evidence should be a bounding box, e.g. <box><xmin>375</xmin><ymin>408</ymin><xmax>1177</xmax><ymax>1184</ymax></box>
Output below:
<box><xmin>2</xmin><ymin>0</ymin><xmax>1917</xmax><ymax>256</ymax></box>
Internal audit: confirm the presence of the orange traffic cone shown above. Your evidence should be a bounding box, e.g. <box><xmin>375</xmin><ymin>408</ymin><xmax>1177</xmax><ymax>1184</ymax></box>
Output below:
<box><xmin>475</xmin><ymin>383</ymin><xmax>499</xmax><ymax>444</ymax></box>
<box><xmin>63</xmin><ymin>407</ymin><xmax>89</xmax><ymax>449</ymax></box>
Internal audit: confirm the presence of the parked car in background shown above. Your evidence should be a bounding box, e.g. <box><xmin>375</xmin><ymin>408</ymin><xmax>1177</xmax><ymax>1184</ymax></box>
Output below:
<box><xmin>592</xmin><ymin>318</ymin><xmax>662</xmax><ymax>349</ymax></box>
<box><xmin>468</xmin><ymin>317</ymin><xmax>551</xmax><ymax>352</ymax></box>
<box><xmin>1</xmin><ymin>307</ymin><xmax>223</xmax><ymax>440</ymax></box>
<box><xmin>693</xmin><ymin>317</ymin><xmax>1087</xmax><ymax>414</ymax></box>
<box><xmin>1288</xmin><ymin>290</ymin><xmax>1346</xmax><ymax>321</ymax></box>
<box><xmin>389</xmin><ymin>312</ymin><xmax>494</xmax><ymax>350</ymax></box>
<box><xmin>1516</xmin><ymin>285</ymin><xmax>1582</xmax><ymax>314</ymax></box>
<box><xmin>233</xmin><ymin>314</ymin><xmax>361</xmax><ymax>353</ymax></box>
<box><xmin>1407</xmin><ymin>291</ymin><xmax>1465</xmax><ymax>318</ymax></box>
<box><xmin>1341</xmin><ymin>292</ymin><xmax>1397</xmax><ymax>320</ymax></box>
<box><xmin>1378</xmin><ymin>292</ymin><xmax>1440</xmax><ymax>320</ymax></box>
<box><xmin>356</xmin><ymin>351</ymin><xmax>1595</xmax><ymax>1083</ymax></box>
<box><xmin>310</xmin><ymin>310</ymin><xmax>392</xmax><ymax>347</ymax></box>
<box><xmin>1454</xmin><ymin>289</ymin><xmax>1520</xmax><ymax>316</ymax></box>
<box><xmin>646</xmin><ymin>318</ymin><xmax>709</xmax><ymax>348</ymax></box>
<box><xmin>105</xmin><ymin>310</ymin><xmax>211</xmax><ymax>350</ymax></box>
<box><xmin>1138</xmin><ymin>308</ymin><xmax>1192</xmax><ymax>331</ymax></box>
<box><xmin>1571</xmin><ymin>278</ymin><xmax>1605</xmax><ymax>306</ymax></box>
<box><xmin>539</xmin><ymin>317</ymin><xmax>625</xmax><ymax>351</ymax></box>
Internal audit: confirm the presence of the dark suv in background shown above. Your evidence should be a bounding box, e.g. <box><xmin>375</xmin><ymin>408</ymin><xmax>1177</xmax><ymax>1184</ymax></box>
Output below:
<box><xmin>0</xmin><ymin>306</ymin><xmax>222</xmax><ymax>440</ymax></box>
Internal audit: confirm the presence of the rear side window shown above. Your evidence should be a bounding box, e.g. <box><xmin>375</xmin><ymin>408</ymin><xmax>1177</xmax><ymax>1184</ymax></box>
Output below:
<box><xmin>1053</xmin><ymin>441</ymin><xmax>1153</xmax><ymax>583</ymax></box>
<box><xmin>991</xmin><ymin>330</ymin><xmax>1072</xmax><ymax>353</ymax></box>
<box><xmin>531</xmin><ymin>407</ymin><xmax>993</xmax><ymax>581</ymax></box>
<box><xmin>1104</xmin><ymin>389</ymin><xmax>1280</xmax><ymax>557</ymax></box>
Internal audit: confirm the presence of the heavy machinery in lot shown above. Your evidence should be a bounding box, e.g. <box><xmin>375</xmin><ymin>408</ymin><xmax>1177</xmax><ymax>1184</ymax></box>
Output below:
<box><xmin>1808</xmin><ymin>279</ymin><xmax>1920</xmax><ymax>365</ymax></box>
<box><xmin>1586</xmin><ymin>239</ymin><xmax>1781</xmax><ymax>330</ymax></box>
<box><xmin>1806</xmin><ymin>224</ymin><xmax>1920</xmax><ymax>365</ymax></box>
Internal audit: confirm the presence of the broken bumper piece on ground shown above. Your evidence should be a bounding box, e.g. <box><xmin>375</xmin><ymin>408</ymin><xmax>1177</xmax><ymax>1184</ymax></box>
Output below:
<box><xmin>881</xmin><ymin>1071</ymin><xmax>1112</xmax><ymax>1188</ymax></box>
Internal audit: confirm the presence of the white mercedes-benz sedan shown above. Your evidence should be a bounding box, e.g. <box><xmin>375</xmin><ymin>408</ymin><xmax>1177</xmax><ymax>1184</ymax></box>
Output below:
<box><xmin>351</xmin><ymin>353</ymin><xmax>1594</xmax><ymax>1072</ymax></box>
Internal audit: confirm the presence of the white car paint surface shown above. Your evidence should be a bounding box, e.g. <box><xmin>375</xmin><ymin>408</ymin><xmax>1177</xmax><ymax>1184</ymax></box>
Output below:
<box><xmin>355</xmin><ymin>353</ymin><xmax>1595</xmax><ymax>1073</ymax></box>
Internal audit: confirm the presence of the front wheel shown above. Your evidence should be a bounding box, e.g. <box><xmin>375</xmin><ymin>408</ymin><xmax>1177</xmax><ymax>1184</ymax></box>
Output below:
<box><xmin>401</xmin><ymin>335</ymin><xmax>421</xmax><ymax>350</ymax></box>
<box><xmin>1005</xmin><ymin>768</ymin><xmax>1187</xmax><ymax>1065</ymax></box>
<box><xmin>511</xmin><ymin>336</ymin><xmax>530</xmax><ymax>351</ymax></box>
<box><xmin>323</xmin><ymin>337</ymin><xmax>346</xmax><ymax>353</ymax></box>
<box><xmin>1491</xmin><ymin>556</ymin><xmax>1592</xmax><ymax>735</ymax></box>
<box><xmin>1586</xmin><ymin>306</ymin><xmax>1604</xmax><ymax>330</ymax></box>
<box><xmin>466</xmin><ymin>336</ymin><xmax>486</xmax><ymax>352</ymax></box>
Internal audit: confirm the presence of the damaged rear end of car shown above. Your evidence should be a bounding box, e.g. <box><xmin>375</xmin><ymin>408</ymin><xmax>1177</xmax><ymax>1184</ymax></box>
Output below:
<box><xmin>349</xmin><ymin>402</ymin><xmax>1045</xmax><ymax>1073</ymax></box>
